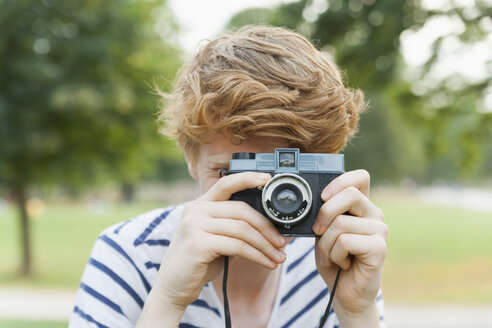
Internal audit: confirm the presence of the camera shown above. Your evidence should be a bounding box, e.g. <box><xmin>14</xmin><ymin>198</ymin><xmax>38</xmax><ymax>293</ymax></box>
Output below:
<box><xmin>225</xmin><ymin>148</ymin><xmax>344</xmax><ymax>237</ymax></box>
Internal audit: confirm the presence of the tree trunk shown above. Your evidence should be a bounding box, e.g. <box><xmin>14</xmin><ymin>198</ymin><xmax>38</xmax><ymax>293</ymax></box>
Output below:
<box><xmin>14</xmin><ymin>183</ymin><xmax>31</xmax><ymax>276</ymax></box>
<box><xmin>121</xmin><ymin>182</ymin><xmax>135</xmax><ymax>203</ymax></box>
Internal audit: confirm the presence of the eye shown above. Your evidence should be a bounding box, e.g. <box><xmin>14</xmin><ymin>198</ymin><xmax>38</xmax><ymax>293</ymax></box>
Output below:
<box><xmin>213</xmin><ymin>166</ymin><xmax>229</xmax><ymax>177</ymax></box>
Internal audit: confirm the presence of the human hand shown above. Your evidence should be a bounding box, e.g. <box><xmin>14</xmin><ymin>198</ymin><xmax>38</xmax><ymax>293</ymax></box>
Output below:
<box><xmin>312</xmin><ymin>169</ymin><xmax>387</xmax><ymax>326</ymax></box>
<box><xmin>152</xmin><ymin>172</ymin><xmax>287</xmax><ymax>311</ymax></box>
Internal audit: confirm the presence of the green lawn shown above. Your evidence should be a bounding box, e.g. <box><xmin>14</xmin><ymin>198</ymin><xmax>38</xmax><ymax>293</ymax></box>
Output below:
<box><xmin>0</xmin><ymin>319</ymin><xmax>67</xmax><ymax>328</ymax></box>
<box><xmin>0</xmin><ymin>201</ymin><xmax>165</xmax><ymax>288</ymax></box>
<box><xmin>1</xmin><ymin>194</ymin><xmax>491</xmax><ymax>303</ymax></box>
<box><xmin>373</xmin><ymin>194</ymin><xmax>492</xmax><ymax>303</ymax></box>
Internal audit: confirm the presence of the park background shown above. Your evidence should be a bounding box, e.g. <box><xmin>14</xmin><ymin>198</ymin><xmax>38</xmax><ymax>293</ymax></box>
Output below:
<box><xmin>0</xmin><ymin>0</ymin><xmax>491</xmax><ymax>327</ymax></box>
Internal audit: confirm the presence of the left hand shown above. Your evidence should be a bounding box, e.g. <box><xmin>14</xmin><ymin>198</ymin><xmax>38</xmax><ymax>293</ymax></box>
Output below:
<box><xmin>312</xmin><ymin>169</ymin><xmax>387</xmax><ymax>324</ymax></box>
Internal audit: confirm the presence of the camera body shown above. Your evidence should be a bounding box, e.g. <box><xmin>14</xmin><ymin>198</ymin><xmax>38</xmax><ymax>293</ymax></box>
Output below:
<box><xmin>226</xmin><ymin>148</ymin><xmax>344</xmax><ymax>237</ymax></box>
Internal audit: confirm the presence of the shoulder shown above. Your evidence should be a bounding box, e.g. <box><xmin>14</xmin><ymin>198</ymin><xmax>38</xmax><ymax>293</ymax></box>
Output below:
<box><xmin>69</xmin><ymin>204</ymin><xmax>185</xmax><ymax>328</ymax></box>
<box><xmin>102</xmin><ymin>204</ymin><xmax>184</xmax><ymax>244</ymax></box>
<box><xmin>92</xmin><ymin>204</ymin><xmax>185</xmax><ymax>285</ymax></box>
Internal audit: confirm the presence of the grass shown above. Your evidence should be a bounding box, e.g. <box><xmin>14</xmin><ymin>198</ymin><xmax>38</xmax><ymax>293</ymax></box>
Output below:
<box><xmin>0</xmin><ymin>320</ymin><xmax>67</xmax><ymax>328</ymax></box>
<box><xmin>0</xmin><ymin>201</ymin><xmax>164</xmax><ymax>288</ymax></box>
<box><xmin>373</xmin><ymin>193</ymin><xmax>492</xmax><ymax>303</ymax></box>
<box><xmin>1</xmin><ymin>194</ymin><xmax>491</xmax><ymax>303</ymax></box>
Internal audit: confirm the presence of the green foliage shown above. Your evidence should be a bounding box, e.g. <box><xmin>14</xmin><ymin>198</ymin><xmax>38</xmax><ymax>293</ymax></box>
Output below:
<box><xmin>227</xmin><ymin>0</ymin><xmax>423</xmax><ymax>182</ymax></box>
<box><xmin>404</xmin><ymin>1</ymin><xmax>492</xmax><ymax>179</ymax></box>
<box><xmin>0</xmin><ymin>0</ymin><xmax>183</xmax><ymax>189</ymax></box>
<box><xmin>227</xmin><ymin>0</ymin><xmax>492</xmax><ymax>183</ymax></box>
<box><xmin>344</xmin><ymin>93</ymin><xmax>426</xmax><ymax>182</ymax></box>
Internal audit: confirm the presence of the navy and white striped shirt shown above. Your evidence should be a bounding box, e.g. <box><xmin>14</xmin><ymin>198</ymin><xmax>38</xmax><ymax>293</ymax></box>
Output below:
<box><xmin>69</xmin><ymin>205</ymin><xmax>385</xmax><ymax>328</ymax></box>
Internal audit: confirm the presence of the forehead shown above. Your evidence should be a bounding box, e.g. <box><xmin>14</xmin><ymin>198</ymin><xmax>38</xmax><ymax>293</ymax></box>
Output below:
<box><xmin>198</xmin><ymin>134</ymin><xmax>289</xmax><ymax>164</ymax></box>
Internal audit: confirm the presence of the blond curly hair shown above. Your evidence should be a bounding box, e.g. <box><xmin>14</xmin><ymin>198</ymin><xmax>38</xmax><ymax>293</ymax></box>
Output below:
<box><xmin>158</xmin><ymin>25</ymin><xmax>366</xmax><ymax>163</ymax></box>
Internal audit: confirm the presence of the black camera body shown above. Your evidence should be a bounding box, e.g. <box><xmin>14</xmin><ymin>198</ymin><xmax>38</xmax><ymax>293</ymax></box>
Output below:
<box><xmin>225</xmin><ymin>148</ymin><xmax>344</xmax><ymax>237</ymax></box>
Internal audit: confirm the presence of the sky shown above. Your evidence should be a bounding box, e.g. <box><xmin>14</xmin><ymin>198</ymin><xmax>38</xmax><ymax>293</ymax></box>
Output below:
<box><xmin>168</xmin><ymin>0</ymin><xmax>298</xmax><ymax>55</ymax></box>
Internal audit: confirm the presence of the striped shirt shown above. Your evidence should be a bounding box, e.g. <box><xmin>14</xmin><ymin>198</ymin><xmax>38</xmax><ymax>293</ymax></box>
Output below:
<box><xmin>69</xmin><ymin>204</ymin><xmax>385</xmax><ymax>328</ymax></box>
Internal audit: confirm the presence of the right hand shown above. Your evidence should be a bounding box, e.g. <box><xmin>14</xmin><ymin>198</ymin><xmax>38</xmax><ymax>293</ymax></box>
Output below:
<box><xmin>152</xmin><ymin>171</ymin><xmax>287</xmax><ymax>310</ymax></box>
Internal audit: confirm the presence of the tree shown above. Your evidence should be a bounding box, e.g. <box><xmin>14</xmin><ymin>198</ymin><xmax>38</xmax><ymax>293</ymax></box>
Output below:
<box><xmin>227</xmin><ymin>0</ymin><xmax>492</xmax><ymax>182</ymax></box>
<box><xmin>391</xmin><ymin>0</ymin><xmax>492</xmax><ymax>180</ymax></box>
<box><xmin>0</xmin><ymin>0</ymin><xmax>181</xmax><ymax>275</ymax></box>
<box><xmin>227</xmin><ymin>0</ymin><xmax>425</xmax><ymax>182</ymax></box>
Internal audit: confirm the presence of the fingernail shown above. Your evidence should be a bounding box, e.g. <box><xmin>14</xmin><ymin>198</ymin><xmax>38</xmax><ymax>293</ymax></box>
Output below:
<box><xmin>259</xmin><ymin>173</ymin><xmax>271</xmax><ymax>180</ymax></box>
<box><xmin>278</xmin><ymin>235</ymin><xmax>286</xmax><ymax>245</ymax></box>
<box><xmin>343</xmin><ymin>258</ymin><xmax>351</xmax><ymax>270</ymax></box>
<box><xmin>278</xmin><ymin>250</ymin><xmax>286</xmax><ymax>261</ymax></box>
<box><xmin>312</xmin><ymin>222</ymin><xmax>320</xmax><ymax>234</ymax></box>
<box><xmin>321</xmin><ymin>189</ymin><xmax>332</xmax><ymax>201</ymax></box>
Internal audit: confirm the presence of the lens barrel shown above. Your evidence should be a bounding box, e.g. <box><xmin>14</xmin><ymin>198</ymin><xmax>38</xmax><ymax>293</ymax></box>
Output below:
<box><xmin>261</xmin><ymin>173</ymin><xmax>312</xmax><ymax>226</ymax></box>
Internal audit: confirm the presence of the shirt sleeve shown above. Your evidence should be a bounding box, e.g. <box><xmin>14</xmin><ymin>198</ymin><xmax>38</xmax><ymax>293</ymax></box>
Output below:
<box><xmin>68</xmin><ymin>230</ymin><xmax>151</xmax><ymax>328</ymax></box>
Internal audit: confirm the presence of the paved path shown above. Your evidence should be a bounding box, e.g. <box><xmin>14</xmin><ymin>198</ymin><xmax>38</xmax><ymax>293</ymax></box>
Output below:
<box><xmin>0</xmin><ymin>287</ymin><xmax>75</xmax><ymax>321</ymax></box>
<box><xmin>1</xmin><ymin>288</ymin><xmax>492</xmax><ymax>327</ymax></box>
<box><xmin>385</xmin><ymin>304</ymin><xmax>492</xmax><ymax>328</ymax></box>
<box><xmin>417</xmin><ymin>186</ymin><xmax>492</xmax><ymax>214</ymax></box>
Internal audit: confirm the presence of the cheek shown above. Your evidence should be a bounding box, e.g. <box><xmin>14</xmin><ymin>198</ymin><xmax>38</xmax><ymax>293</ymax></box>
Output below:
<box><xmin>200</xmin><ymin>176</ymin><xmax>220</xmax><ymax>194</ymax></box>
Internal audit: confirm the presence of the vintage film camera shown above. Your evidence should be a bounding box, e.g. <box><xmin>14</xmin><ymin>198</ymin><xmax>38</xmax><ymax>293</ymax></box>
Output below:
<box><xmin>225</xmin><ymin>148</ymin><xmax>344</xmax><ymax>236</ymax></box>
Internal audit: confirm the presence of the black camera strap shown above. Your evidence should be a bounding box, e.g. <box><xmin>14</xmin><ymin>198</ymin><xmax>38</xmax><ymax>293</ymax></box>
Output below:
<box><xmin>318</xmin><ymin>266</ymin><xmax>341</xmax><ymax>327</ymax></box>
<box><xmin>223</xmin><ymin>256</ymin><xmax>232</xmax><ymax>328</ymax></box>
<box><xmin>222</xmin><ymin>256</ymin><xmax>341</xmax><ymax>328</ymax></box>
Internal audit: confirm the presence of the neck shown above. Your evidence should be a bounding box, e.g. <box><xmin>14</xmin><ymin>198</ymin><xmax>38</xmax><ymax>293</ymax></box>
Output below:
<box><xmin>213</xmin><ymin>257</ymin><xmax>281</xmax><ymax>305</ymax></box>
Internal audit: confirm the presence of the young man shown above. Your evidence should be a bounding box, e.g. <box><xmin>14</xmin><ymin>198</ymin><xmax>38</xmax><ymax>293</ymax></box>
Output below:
<box><xmin>70</xmin><ymin>26</ymin><xmax>387</xmax><ymax>328</ymax></box>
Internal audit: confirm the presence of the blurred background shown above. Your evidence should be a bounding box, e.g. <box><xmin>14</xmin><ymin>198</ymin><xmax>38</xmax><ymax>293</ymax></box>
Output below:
<box><xmin>0</xmin><ymin>0</ymin><xmax>491</xmax><ymax>327</ymax></box>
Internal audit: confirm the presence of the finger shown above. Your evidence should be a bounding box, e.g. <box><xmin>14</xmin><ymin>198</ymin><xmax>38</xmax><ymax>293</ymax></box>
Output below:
<box><xmin>206</xmin><ymin>234</ymin><xmax>279</xmax><ymax>269</ymax></box>
<box><xmin>317</xmin><ymin>215</ymin><xmax>388</xmax><ymax>262</ymax></box>
<box><xmin>313</xmin><ymin>186</ymin><xmax>384</xmax><ymax>235</ymax></box>
<box><xmin>199</xmin><ymin>172</ymin><xmax>271</xmax><ymax>202</ymax></box>
<box><xmin>321</xmin><ymin>169</ymin><xmax>371</xmax><ymax>201</ymax></box>
<box><xmin>199</xmin><ymin>201</ymin><xmax>286</xmax><ymax>248</ymax></box>
<box><xmin>315</xmin><ymin>238</ymin><xmax>336</xmax><ymax>269</ymax></box>
<box><xmin>203</xmin><ymin>218</ymin><xmax>286</xmax><ymax>264</ymax></box>
<box><xmin>330</xmin><ymin>233</ymin><xmax>387</xmax><ymax>270</ymax></box>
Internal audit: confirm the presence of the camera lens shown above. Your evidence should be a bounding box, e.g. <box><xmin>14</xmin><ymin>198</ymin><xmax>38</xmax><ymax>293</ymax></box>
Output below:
<box><xmin>271</xmin><ymin>184</ymin><xmax>302</xmax><ymax>215</ymax></box>
<box><xmin>278</xmin><ymin>190</ymin><xmax>296</xmax><ymax>205</ymax></box>
<box><xmin>261</xmin><ymin>173</ymin><xmax>312</xmax><ymax>226</ymax></box>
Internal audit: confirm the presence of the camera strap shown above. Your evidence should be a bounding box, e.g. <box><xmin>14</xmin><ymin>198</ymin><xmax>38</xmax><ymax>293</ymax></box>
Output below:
<box><xmin>222</xmin><ymin>256</ymin><xmax>342</xmax><ymax>328</ymax></box>
<box><xmin>223</xmin><ymin>256</ymin><xmax>232</xmax><ymax>328</ymax></box>
<box><xmin>319</xmin><ymin>266</ymin><xmax>341</xmax><ymax>327</ymax></box>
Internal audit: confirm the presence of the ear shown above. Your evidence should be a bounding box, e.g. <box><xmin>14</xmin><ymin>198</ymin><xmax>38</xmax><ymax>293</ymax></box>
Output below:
<box><xmin>185</xmin><ymin>154</ymin><xmax>198</xmax><ymax>181</ymax></box>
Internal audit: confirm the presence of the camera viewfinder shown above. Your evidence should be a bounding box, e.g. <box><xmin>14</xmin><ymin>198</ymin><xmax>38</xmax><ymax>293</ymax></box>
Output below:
<box><xmin>279</xmin><ymin>152</ymin><xmax>295</xmax><ymax>168</ymax></box>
